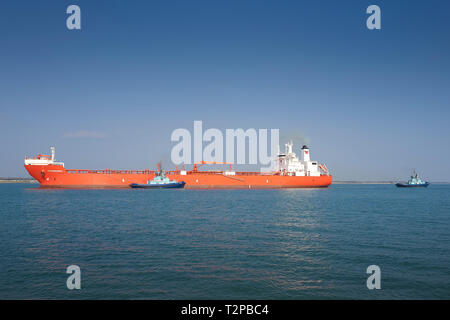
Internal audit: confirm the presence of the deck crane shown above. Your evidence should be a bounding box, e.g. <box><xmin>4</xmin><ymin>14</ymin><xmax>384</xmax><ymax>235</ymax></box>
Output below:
<box><xmin>192</xmin><ymin>161</ymin><xmax>233</xmax><ymax>172</ymax></box>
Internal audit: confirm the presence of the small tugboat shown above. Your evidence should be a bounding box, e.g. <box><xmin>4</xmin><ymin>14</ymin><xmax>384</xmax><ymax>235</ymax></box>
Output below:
<box><xmin>130</xmin><ymin>170</ymin><xmax>185</xmax><ymax>189</ymax></box>
<box><xmin>396</xmin><ymin>170</ymin><xmax>429</xmax><ymax>188</ymax></box>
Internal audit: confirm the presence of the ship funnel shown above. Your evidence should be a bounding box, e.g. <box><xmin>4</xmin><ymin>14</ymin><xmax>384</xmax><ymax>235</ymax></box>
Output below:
<box><xmin>51</xmin><ymin>147</ymin><xmax>55</xmax><ymax>161</ymax></box>
<box><xmin>301</xmin><ymin>145</ymin><xmax>310</xmax><ymax>162</ymax></box>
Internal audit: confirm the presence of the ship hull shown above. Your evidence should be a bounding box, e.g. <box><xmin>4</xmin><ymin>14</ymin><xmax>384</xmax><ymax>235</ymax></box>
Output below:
<box><xmin>395</xmin><ymin>182</ymin><xmax>429</xmax><ymax>188</ymax></box>
<box><xmin>130</xmin><ymin>182</ymin><xmax>186</xmax><ymax>189</ymax></box>
<box><xmin>25</xmin><ymin>164</ymin><xmax>332</xmax><ymax>189</ymax></box>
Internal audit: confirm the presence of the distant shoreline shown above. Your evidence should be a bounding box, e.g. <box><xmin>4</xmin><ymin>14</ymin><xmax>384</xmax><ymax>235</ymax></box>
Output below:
<box><xmin>333</xmin><ymin>181</ymin><xmax>395</xmax><ymax>184</ymax></box>
<box><xmin>0</xmin><ymin>178</ymin><xmax>37</xmax><ymax>184</ymax></box>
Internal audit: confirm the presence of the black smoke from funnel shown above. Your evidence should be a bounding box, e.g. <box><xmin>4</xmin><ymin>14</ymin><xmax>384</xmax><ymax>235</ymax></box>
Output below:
<box><xmin>280</xmin><ymin>132</ymin><xmax>311</xmax><ymax>149</ymax></box>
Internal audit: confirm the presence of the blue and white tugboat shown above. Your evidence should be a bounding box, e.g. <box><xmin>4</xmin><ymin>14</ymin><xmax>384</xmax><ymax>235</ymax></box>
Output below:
<box><xmin>130</xmin><ymin>171</ymin><xmax>185</xmax><ymax>189</ymax></box>
<box><xmin>396</xmin><ymin>170</ymin><xmax>429</xmax><ymax>188</ymax></box>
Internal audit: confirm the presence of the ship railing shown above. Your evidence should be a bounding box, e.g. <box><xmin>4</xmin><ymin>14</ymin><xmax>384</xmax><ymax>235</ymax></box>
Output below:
<box><xmin>185</xmin><ymin>171</ymin><xmax>224</xmax><ymax>175</ymax></box>
<box><xmin>236</xmin><ymin>171</ymin><xmax>277</xmax><ymax>176</ymax></box>
<box><xmin>184</xmin><ymin>170</ymin><xmax>274</xmax><ymax>176</ymax></box>
<box><xmin>64</xmin><ymin>169</ymin><xmax>293</xmax><ymax>176</ymax></box>
<box><xmin>66</xmin><ymin>169</ymin><xmax>157</xmax><ymax>174</ymax></box>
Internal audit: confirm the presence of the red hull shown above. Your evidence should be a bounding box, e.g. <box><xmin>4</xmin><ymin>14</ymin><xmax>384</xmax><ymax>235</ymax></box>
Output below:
<box><xmin>25</xmin><ymin>164</ymin><xmax>332</xmax><ymax>189</ymax></box>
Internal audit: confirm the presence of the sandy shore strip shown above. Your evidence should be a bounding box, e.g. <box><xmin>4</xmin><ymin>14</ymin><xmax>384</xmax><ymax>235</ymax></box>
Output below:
<box><xmin>0</xmin><ymin>178</ymin><xmax>37</xmax><ymax>183</ymax></box>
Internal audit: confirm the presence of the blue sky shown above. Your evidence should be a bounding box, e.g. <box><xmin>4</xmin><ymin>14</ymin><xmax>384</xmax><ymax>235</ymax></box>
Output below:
<box><xmin>1</xmin><ymin>0</ymin><xmax>449</xmax><ymax>181</ymax></box>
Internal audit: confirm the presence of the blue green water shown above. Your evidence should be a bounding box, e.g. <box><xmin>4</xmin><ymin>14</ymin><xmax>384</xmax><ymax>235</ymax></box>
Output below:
<box><xmin>0</xmin><ymin>183</ymin><xmax>449</xmax><ymax>299</ymax></box>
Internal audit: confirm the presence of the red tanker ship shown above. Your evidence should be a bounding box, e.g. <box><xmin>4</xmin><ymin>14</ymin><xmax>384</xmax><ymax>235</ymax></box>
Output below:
<box><xmin>24</xmin><ymin>142</ymin><xmax>332</xmax><ymax>188</ymax></box>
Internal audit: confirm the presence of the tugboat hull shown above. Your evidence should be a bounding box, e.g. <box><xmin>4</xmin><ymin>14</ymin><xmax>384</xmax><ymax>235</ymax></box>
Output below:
<box><xmin>395</xmin><ymin>182</ymin><xmax>429</xmax><ymax>188</ymax></box>
<box><xmin>130</xmin><ymin>182</ymin><xmax>186</xmax><ymax>189</ymax></box>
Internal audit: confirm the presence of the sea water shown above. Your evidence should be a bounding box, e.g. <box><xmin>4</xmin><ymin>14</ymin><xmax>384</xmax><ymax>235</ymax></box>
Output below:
<box><xmin>0</xmin><ymin>183</ymin><xmax>449</xmax><ymax>299</ymax></box>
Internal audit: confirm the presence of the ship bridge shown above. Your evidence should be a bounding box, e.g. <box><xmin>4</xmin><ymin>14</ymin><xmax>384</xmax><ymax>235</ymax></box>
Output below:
<box><xmin>24</xmin><ymin>147</ymin><xmax>65</xmax><ymax>167</ymax></box>
<box><xmin>276</xmin><ymin>142</ymin><xmax>328</xmax><ymax>176</ymax></box>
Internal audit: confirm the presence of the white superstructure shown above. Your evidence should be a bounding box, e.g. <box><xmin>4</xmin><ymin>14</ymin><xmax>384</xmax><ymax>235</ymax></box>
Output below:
<box><xmin>24</xmin><ymin>147</ymin><xmax>64</xmax><ymax>167</ymax></box>
<box><xmin>277</xmin><ymin>141</ymin><xmax>328</xmax><ymax>176</ymax></box>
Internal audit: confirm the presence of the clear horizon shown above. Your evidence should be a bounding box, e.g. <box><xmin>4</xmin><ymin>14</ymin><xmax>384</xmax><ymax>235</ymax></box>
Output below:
<box><xmin>1</xmin><ymin>1</ymin><xmax>450</xmax><ymax>181</ymax></box>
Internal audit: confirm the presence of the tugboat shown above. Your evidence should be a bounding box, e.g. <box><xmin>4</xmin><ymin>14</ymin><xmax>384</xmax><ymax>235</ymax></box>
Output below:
<box><xmin>130</xmin><ymin>168</ymin><xmax>185</xmax><ymax>189</ymax></box>
<box><xmin>396</xmin><ymin>170</ymin><xmax>429</xmax><ymax>188</ymax></box>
